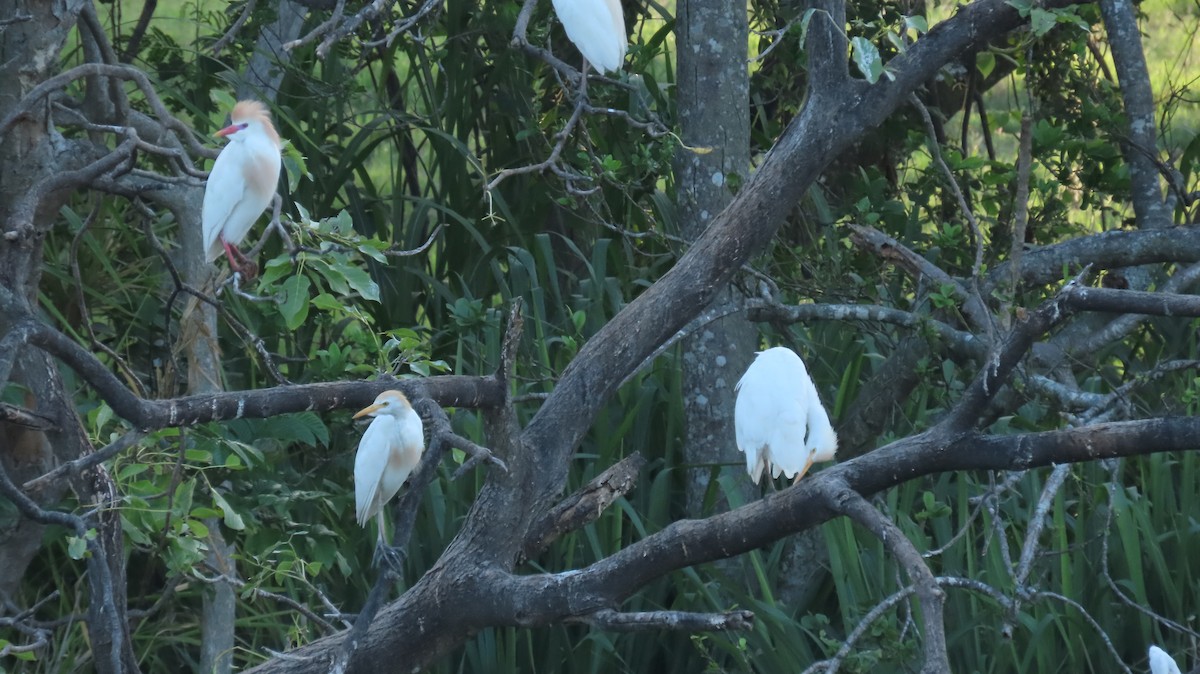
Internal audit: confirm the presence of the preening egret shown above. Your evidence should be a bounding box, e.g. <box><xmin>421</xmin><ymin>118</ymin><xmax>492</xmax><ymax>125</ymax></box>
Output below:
<box><xmin>353</xmin><ymin>390</ymin><xmax>425</xmax><ymax>564</ymax></box>
<box><xmin>734</xmin><ymin>347</ymin><xmax>838</xmax><ymax>485</ymax></box>
<box><xmin>1149</xmin><ymin>645</ymin><xmax>1182</xmax><ymax>674</ymax></box>
<box><xmin>201</xmin><ymin>99</ymin><xmax>282</xmax><ymax>277</ymax></box>
<box><xmin>550</xmin><ymin>0</ymin><xmax>627</xmax><ymax>75</ymax></box>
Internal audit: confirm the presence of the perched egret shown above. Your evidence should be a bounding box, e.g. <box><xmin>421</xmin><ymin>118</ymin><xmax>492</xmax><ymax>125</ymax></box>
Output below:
<box><xmin>353</xmin><ymin>390</ymin><xmax>425</xmax><ymax>564</ymax></box>
<box><xmin>201</xmin><ymin>99</ymin><xmax>282</xmax><ymax>277</ymax></box>
<box><xmin>550</xmin><ymin>0</ymin><xmax>627</xmax><ymax>75</ymax></box>
<box><xmin>734</xmin><ymin>347</ymin><xmax>838</xmax><ymax>485</ymax></box>
<box><xmin>1149</xmin><ymin>646</ymin><xmax>1182</xmax><ymax>674</ymax></box>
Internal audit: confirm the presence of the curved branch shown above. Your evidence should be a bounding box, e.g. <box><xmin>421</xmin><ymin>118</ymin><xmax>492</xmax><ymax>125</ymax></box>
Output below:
<box><xmin>818</xmin><ymin>479</ymin><xmax>948</xmax><ymax>673</ymax></box>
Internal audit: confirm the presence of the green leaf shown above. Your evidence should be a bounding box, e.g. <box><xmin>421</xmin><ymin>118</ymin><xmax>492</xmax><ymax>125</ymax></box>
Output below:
<box><xmin>187</xmin><ymin>518</ymin><xmax>210</xmax><ymax>538</ymax></box>
<box><xmin>278</xmin><ymin>274</ymin><xmax>312</xmax><ymax>330</ymax></box>
<box><xmin>1030</xmin><ymin>7</ymin><xmax>1056</xmax><ymax>37</ymax></box>
<box><xmin>311</xmin><ymin>292</ymin><xmax>343</xmax><ymax>312</ymax></box>
<box><xmin>67</xmin><ymin>535</ymin><xmax>88</xmax><ymax>560</ymax></box>
<box><xmin>1005</xmin><ymin>0</ymin><xmax>1032</xmax><ymax>15</ymax></box>
<box><xmin>210</xmin><ymin>489</ymin><xmax>246</xmax><ymax>531</ymax></box>
<box><xmin>342</xmin><ymin>265</ymin><xmax>380</xmax><ymax>302</ymax></box>
<box><xmin>976</xmin><ymin>51</ymin><xmax>996</xmax><ymax>79</ymax></box>
<box><xmin>851</xmin><ymin>37</ymin><xmax>884</xmax><ymax>83</ymax></box>
<box><xmin>904</xmin><ymin>14</ymin><xmax>928</xmax><ymax>33</ymax></box>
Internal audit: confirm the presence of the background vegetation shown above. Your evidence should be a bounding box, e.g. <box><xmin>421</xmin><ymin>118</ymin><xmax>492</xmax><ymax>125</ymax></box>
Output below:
<box><xmin>2</xmin><ymin>0</ymin><xmax>1199</xmax><ymax>671</ymax></box>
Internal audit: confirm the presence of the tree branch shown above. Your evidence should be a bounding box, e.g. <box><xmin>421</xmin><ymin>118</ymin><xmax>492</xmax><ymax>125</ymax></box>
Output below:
<box><xmin>568</xmin><ymin>608</ymin><xmax>754</xmax><ymax>632</ymax></box>
<box><xmin>1098</xmin><ymin>0</ymin><xmax>1171</xmax><ymax>230</ymax></box>
<box><xmin>817</xmin><ymin>479</ymin><xmax>949</xmax><ymax>673</ymax></box>
<box><xmin>521</xmin><ymin>452</ymin><xmax>647</xmax><ymax>563</ymax></box>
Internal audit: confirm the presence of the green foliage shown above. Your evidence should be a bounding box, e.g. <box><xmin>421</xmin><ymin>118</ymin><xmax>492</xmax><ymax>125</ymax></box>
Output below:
<box><xmin>8</xmin><ymin>0</ymin><xmax>1200</xmax><ymax>671</ymax></box>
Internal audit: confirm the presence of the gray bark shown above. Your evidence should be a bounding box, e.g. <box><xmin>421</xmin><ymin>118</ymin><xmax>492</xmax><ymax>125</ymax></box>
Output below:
<box><xmin>673</xmin><ymin>0</ymin><xmax>756</xmax><ymax>520</ymax></box>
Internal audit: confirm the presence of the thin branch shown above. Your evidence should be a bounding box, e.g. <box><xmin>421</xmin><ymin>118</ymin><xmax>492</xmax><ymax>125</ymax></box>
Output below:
<box><xmin>0</xmin><ymin>63</ymin><xmax>211</xmax><ymax>159</ymax></box>
<box><xmin>384</xmin><ymin>223</ymin><xmax>444</xmax><ymax>257</ymax></box>
<box><xmin>193</xmin><ymin>568</ymin><xmax>337</xmax><ymax>634</ymax></box>
<box><xmin>0</xmin><ymin>402</ymin><xmax>58</xmax><ymax>431</ymax></box>
<box><xmin>22</xmin><ymin>430</ymin><xmax>146</xmax><ymax>494</ymax></box>
<box><xmin>745</xmin><ymin>298</ymin><xmax>981</xmax><ymax>357</ymax></box>
<box><xmin>848</xmin><ymin>223</ymin><xmax>990</xmax><ymax>329</ymax></box>
<box><xmin>211</xmin><ymin>0</ymin><xmax>258</xmax><ymax>56</ymax></box>
<box><xmin>568</xmin><ymin>608</ymin><xmax>754</xmax><ymax>632</ymax></box>
<box><xmin>940</xmin><ymin>270</ymin><xmax>1089</xmax><ymax>430</ymax></box>
<box><xmin>486</xmin><ymin>98</ymin><xmax>587</xmax><ymax>192</ymax></box>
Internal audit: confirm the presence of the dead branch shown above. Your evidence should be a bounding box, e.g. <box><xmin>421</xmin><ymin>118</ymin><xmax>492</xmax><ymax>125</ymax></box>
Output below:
<box><xmin>522</xmin><ymin>452</ymin><xmax>647</xmax><ymax>562</ymax></box>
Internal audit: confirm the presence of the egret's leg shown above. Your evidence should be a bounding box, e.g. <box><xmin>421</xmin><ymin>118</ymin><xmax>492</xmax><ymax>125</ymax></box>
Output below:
<box><xmin>791</xmin><ymin>454</ymin><xmax>816</xmax><ymax>485</ymax></box>
<box><xmin>579</xmin><ymin>59</ymin><xmax>591</xmax><ymax>100</ymax></box>
<box><xmin>371</xmin><ymin>513</ymin><xmax>406</xmax><ymax>573</ymax></box>
<box><xmin>222</xmin><ymin>239</ymin><xmax>258</xmax><ymax>279</ymax></box>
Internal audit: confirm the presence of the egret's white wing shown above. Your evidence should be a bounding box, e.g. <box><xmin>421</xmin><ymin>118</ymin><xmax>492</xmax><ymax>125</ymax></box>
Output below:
<box><xmin>736</xmin><ymin>347</ymin><xmax>833</xmax><ymax>482</ymax></box>
<box><xmin>551</xmin><ymin>0</ymin><xmax>626</xmax><ymax>73</ymax></box>
<box><xmin>374</xmin><ymin>413</ymin><xmax>424</xmax><ymax>512</ymax></box>
<box><xmin>354</xmin><ymin>415</ymin><xmax>395</xmax><ymax>526</ymax></box>
<box><xmin>222</xmin><ymin>146</ymin><xmax>280</xmax><ymax>248</ymax></box>
<box><xmin>736</xmin><ymin>350</ymin><xmax>809</xmax><ymax>482</ymax></box>
<box><xmin>202</xmin><ymin>143</ymin><xmax>249</xmax><ymax>262</ymax></box>
<box><xmin>1149</xmin><ymin>646</ymin><xmax>1182</xmax><ymax>674</ymax></box>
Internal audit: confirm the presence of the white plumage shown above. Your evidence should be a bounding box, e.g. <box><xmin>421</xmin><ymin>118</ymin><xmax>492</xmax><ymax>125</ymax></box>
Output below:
<box><xmin>734</xmin><ymin>347</ymin><xmax>838</xmax><ymax>484</ymax></box>
<box><xmin>202</xmin><ymin>100</ymin><xmax>282</xmax><ymax>271</ymax></box>
<box><xmin>550</xmin><ymin>0</ymin><xmax>627</xmax><ymax>74</ymax></box>
<box><xmin>1149</xmin><ymin>646</ymin><xmax>1183</xmax><ymax>674</ymax></box>
<box><xmin>353</xmin><ymin>390</ymin><xmax>425</xmax><ymax>546</ymax></box>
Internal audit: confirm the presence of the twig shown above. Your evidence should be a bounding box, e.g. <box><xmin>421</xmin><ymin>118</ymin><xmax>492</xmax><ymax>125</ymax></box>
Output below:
<box><xmin>192</xmin><ymin>567</ymin><xmax>337</xmax><ymax>634</ymax></box>
<box><xmin>0</xmin><ymin>401</ymin><xmax>58</xmax><ymax>431</ymax></box>
<box><xmin>848</xmin><ymin>223</ymin><xmax>990</xmax><ymax>330</ymax></box>
<box><xmin>384</xmin><ymin>223</ymin><xmax>444</xmax><ymax>257</ymax></box>
<box><xmin>0</xmin><ymin>461</ymin><xmax>125</xmax><ymax>673</ymax></box>
<box><xmin>487</xmin><ymin>98</ymin><xmax>587</xmax><ymax>192</ymax></box>
<box><xmin>909</xmin><ymin>94</ymin><xmax>989</xmax><ymax>338</ymax></box>
<box><xmin>211</xmin><ymin>0</ymin><xmax>257</xmax><ymax>56</ymax></box>
<box><xmin>23</xmin><ymin>430</ymin><xmax>146</xmax><ymax>493</ymax></box>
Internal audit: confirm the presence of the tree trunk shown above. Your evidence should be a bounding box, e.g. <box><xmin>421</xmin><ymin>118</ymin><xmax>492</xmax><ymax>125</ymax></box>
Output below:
<box><xmin>673</xmin><ymin>0</ymin><xmax>756</xmax><ymax>520</ymax></box>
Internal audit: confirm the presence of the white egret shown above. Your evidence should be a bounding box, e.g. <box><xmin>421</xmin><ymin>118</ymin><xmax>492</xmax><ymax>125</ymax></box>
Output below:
<box><xmin>201</xmin><ymin>99</ymin><xmax>282</xmax><ymax>277</ymax></box>
<box><xmin>1149</xmin><ymin>645</ymin><xmax>1182</xmax><ymax>674</ymax></box>
<box><xmin>734</xmin><ymin>346</ymin><xmax>838</xmax><ymax>485</ymax></box>
<box><xmin>353</xmin><ymin>390</ymin><xmax>425</xmax><ymax>563</ymax></box>
<box><xmin>550</xmin><ymin>0</ymin><xmax>627</xmax><ymax>75</ymax></box>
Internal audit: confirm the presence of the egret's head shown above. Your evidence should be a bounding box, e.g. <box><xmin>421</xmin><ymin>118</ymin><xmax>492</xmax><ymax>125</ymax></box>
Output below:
<box><xmin>214</xmin><ymin>100</ymin><xmax>281</xmax><ymax>147</ymax></box>
<box><xmin>353</xmin><ymin>390</ymin><xmax>412</xmax><ymax>419</ymax></box>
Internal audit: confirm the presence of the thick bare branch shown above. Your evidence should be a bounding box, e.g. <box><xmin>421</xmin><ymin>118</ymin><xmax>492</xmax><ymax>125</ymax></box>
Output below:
<box><xmin>521</xmin><ymin>452</ymin><xmax>647</xmax><ymax>562</ymax></box>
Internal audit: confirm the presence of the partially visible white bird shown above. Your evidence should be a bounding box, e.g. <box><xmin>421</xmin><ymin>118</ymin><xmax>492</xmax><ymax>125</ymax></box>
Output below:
<box><xmin>1149</xmin><ymin>645</ymin><xmax>1183</xmax><ymax>674</ymax></box>
<box><xmin>550</xmin><ymin>0</ymin><xmax>627</xmax><ymax>75</ymax></box>
<box><xmin>201</xmin><ymin>99</ymin><xmax>282</xmax><ymax>277</ymax></box>
<box><xmin>734</xmin><ymin>346</ymin><xmax>838</xmax><ymax>485</ymax></box>
<box><xmin>353</xmin><ymin>390</ymin><xmax>425</xmax><ymax>560</ymax></box>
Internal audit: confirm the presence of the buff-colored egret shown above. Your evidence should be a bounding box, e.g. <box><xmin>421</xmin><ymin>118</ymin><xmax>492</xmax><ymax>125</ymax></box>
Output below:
<box><xmin>353</xmin><ymin>390</ymin><xmax>425</xmax><ymax>564</ymax></box>
<box><xmin>201</xmin><ymin>99</ymin><xmax>282</xmax><ymax>277</ymax></box>
<box><xmin>1149</xmin><ymin>646</ymin><xmax>1182</xmax><ymax>674</ymax></box>
<box><xmin>734</xmin><ymin>347</ymin><xmax>838</xmax><ymax>485</ymax></box>
<box><xmin>550</xmin><ymin>0</ymin><xmax>627</xmax><ymax>75</ymax></box>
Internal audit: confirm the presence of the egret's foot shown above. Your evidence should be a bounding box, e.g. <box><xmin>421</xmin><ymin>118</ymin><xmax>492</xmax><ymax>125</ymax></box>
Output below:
<box><xmin>231</xmin><ymin>259</ymin><xmax>259</xmax><ymax>280</ymax></box>
<box><xmin>373</xmin><ymin>541</ymin><xmax>407</xmax><ymax>574</ymax></box>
